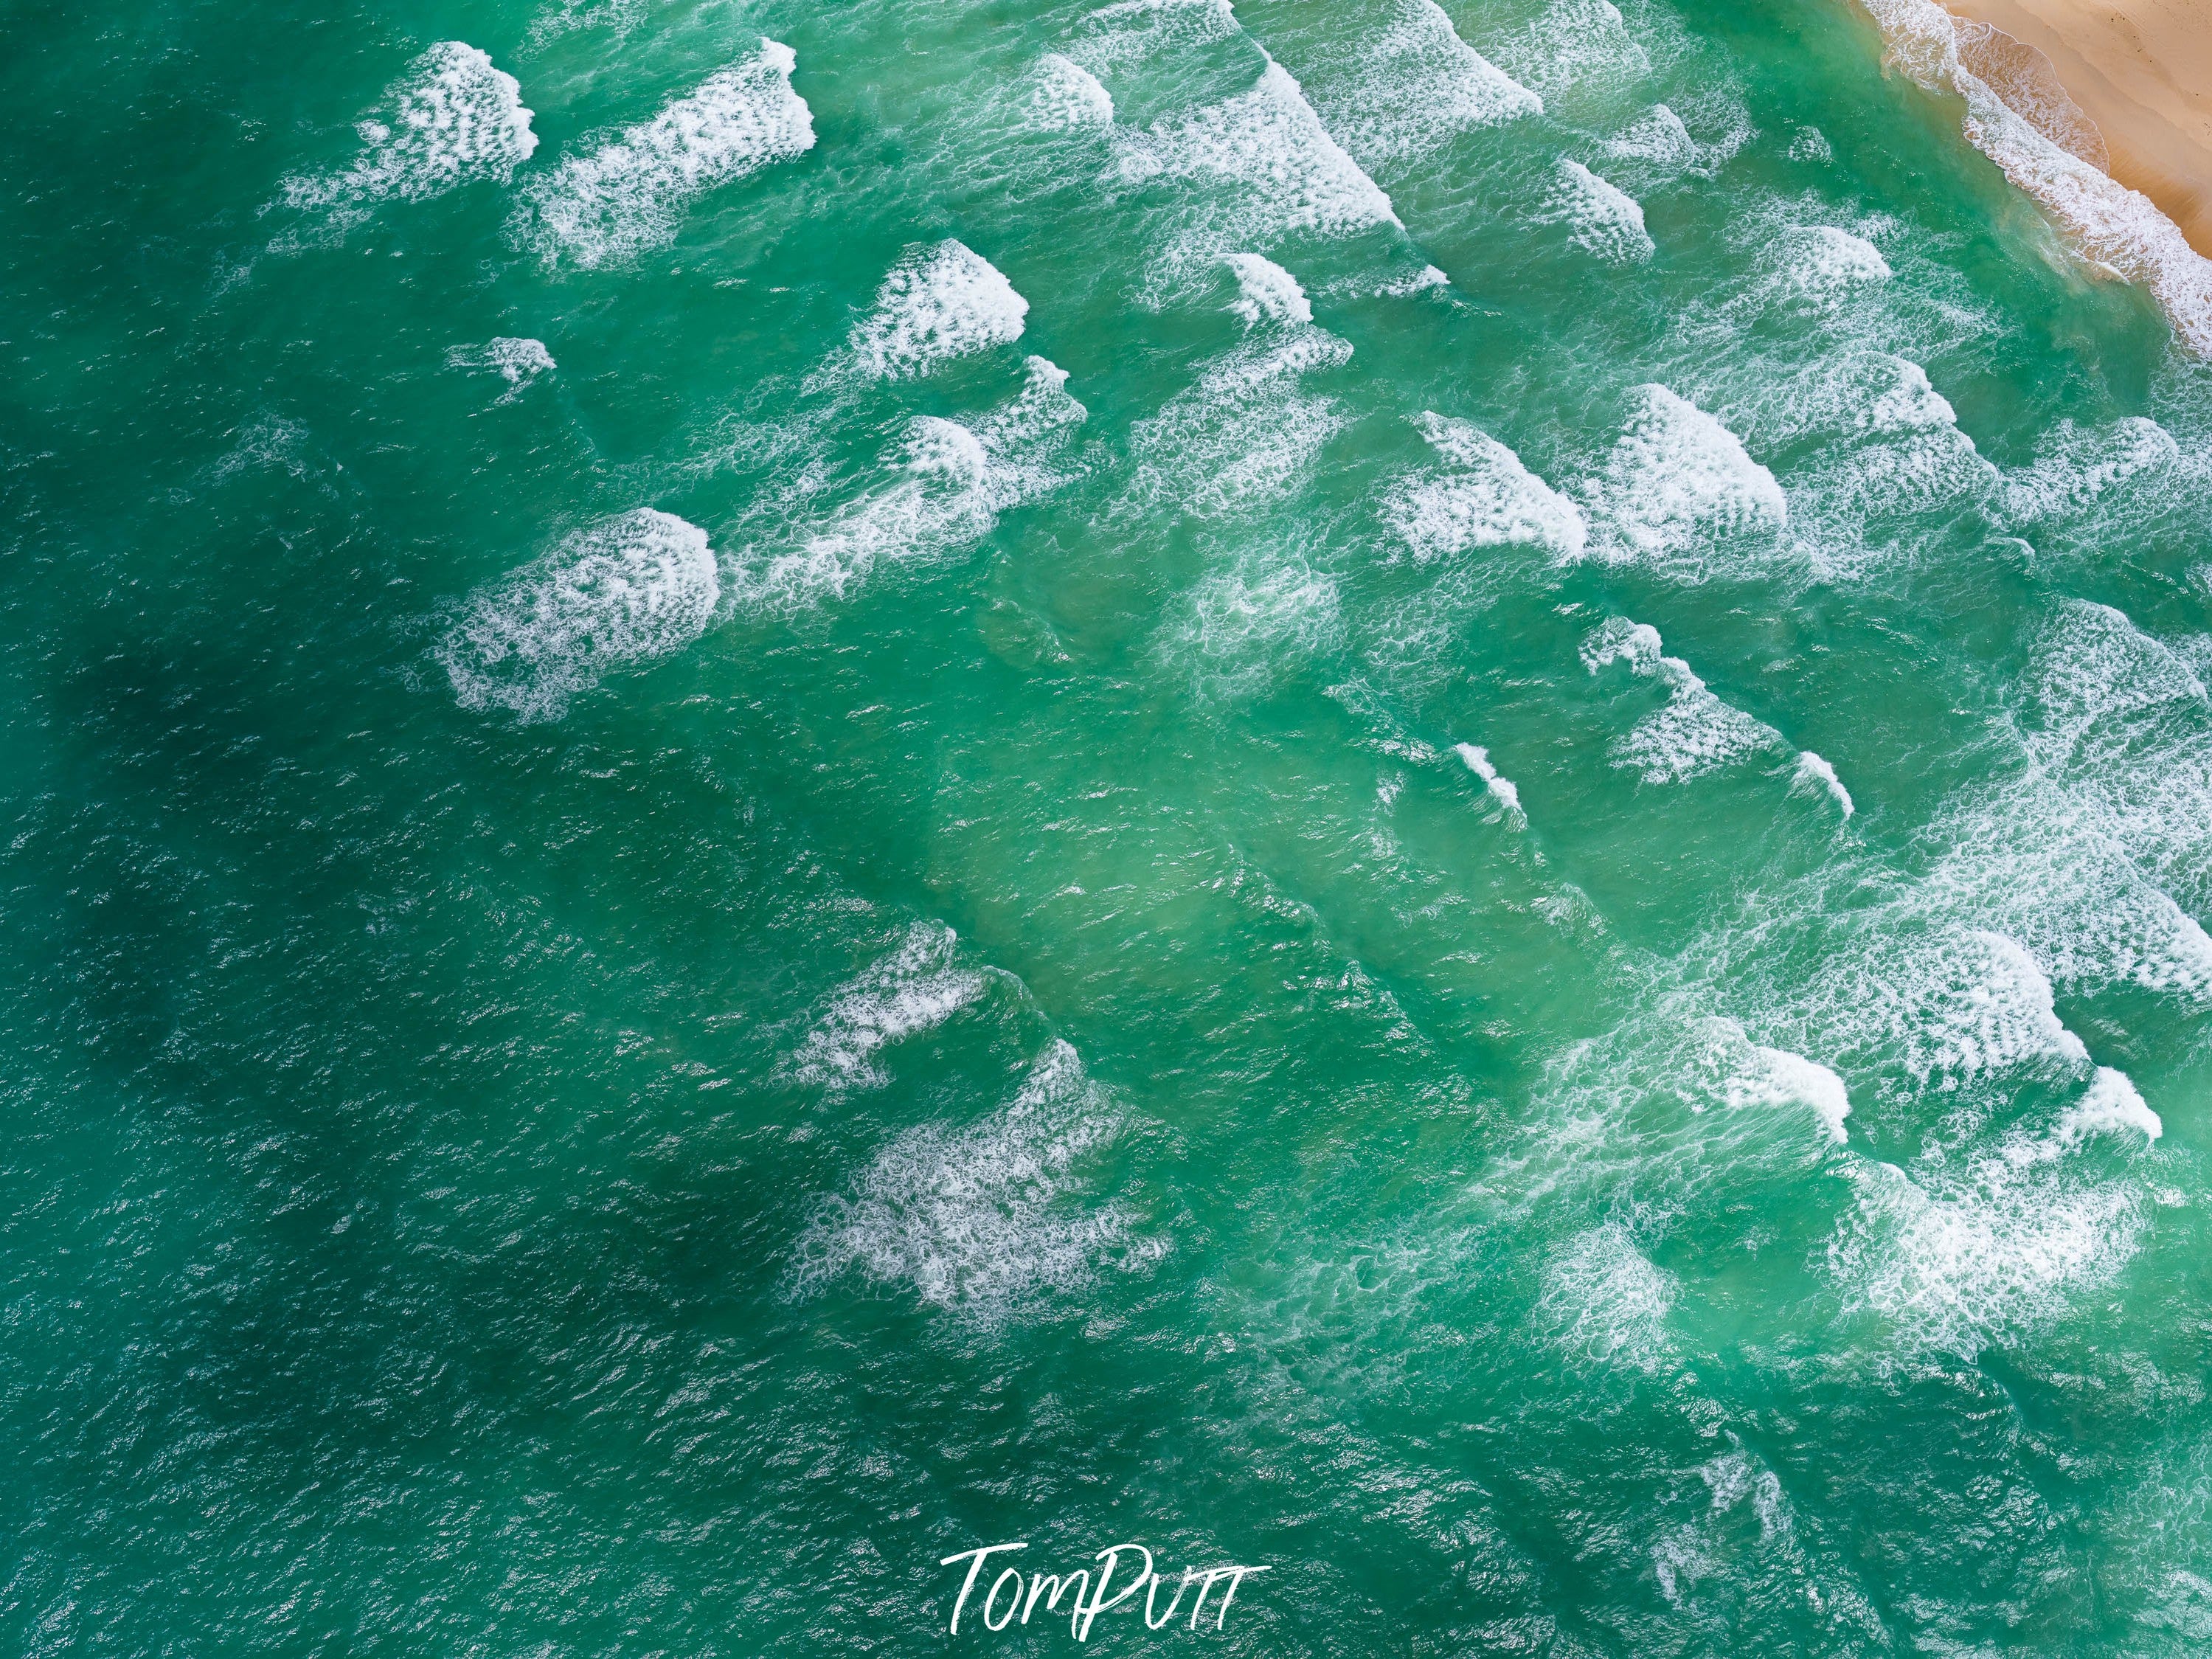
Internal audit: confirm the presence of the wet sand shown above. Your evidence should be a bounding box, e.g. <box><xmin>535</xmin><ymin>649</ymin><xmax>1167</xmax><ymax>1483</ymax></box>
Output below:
<box><xmin>1943</xmin><ymin>0</ymin><xmax>2212</xmax><ymax>256</ymax></box>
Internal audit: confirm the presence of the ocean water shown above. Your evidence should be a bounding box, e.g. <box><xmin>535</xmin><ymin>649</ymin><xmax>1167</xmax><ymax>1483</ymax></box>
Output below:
<box><xmin>7</xmin><ymin>0</ymin><xmax>2212</xmax><ymax>1652</ymax></box>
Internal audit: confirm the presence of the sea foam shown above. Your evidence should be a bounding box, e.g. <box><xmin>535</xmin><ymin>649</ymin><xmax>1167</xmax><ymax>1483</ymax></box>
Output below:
<box><xmin>1575</xmin><ymin>386</ymin><xmax>1786</xmax><ymax>573</ymax></box>
<box><xmin>783</xmin><ymin>921</ymin><xmax>991</xmax><ymax>1093</ymax></box>
<box><xmin>1789</xmin><ymin>750</ymin><xmax>1855</xmax><ymax>819</ymax></box>
<box><xmin>1787</xmin><ymin>125</ymin><xmax>1834</xmax><ymax>164</ymax></box>
<box><xmin>1454</xmin><ymin>742</ymin><xmax>1525</xmax><ymax>826</ymax></box>
<box><xmin>1539</xmin><ymin>159</ymin><xmax>1653</xmax><ymax>263</ymax></box>
<box><xmin>846</xmin><ymin>240</ymin><xmax>1030</xmax><ymax>380</ymax></box>
<box><xmin>1027</xmin><ymin>53</ymin><xmax>1114</xmax><ymax>130</ymax></box>
<box><xmin>1828</xmin><ymin>1146</ymin><xmax>2150</xmax><ymax>1355</ymax></box>
<box><xmin>1815</xmin><ymin>927</ymin><xmax>2090</xmax><ymax>1096</ymax></box>
<box><xmin>2000</xmin><ymin>417</ymin><xmax>2180</xmax><ymax>526</ymax></box>
<box><xmin>1949</xmin><ymin>14</ymin><xmax>2109</xmax><ymax>170</ymax></box>
<box><xmin>1383</xmin><ymin>412</ymin><xmax>1587</xmax><ymax>564</ymax></box>
<box><xmin>1581</xmin><ymin>617</ymin><xmax>1784</xmax><ymax>784</ymax></box>
<box><xmin>1069</xmin><ymin>0</ymin><xmax>1240</xmax><ymax>68</ymax></box>
<box><xmin>745</xmin><ymin>357</ymin><xmax>1084</xmax><ymax>609</ymax></box>
<box><xmin>1128</xmin><ymin>322</ymin><xmax>1352</xmax><ymax>517</ymax></box>
<box><xmin>1538</xmin><ymin>1223</ymin><xmax>1676</xmax><ymax>1373</ymax></box>
<box><xmin>1114</xmin><ymin>59</ymin><xmax>1400</xmax><ymax>245</ymax></box>
<box><xmin>439</xmin><ymin>508</ymin><xmax>719</xmax><ymax>721</ymax></box>
<box><xmin>445</xmin><ymin>336</ymin><xmax>555</xmax><ymax>402</ymax></box>
<box><xmin>1224</xmin><ymin>253</ymin><xmax>1313</xmax><ymax>327</ymax></box>
<box><xmin>789</xmin><ymin>1040</ymin><xmax>1160</xmax><ymax>1322</ymax></box>
<box><xmin>1178</xmin><ymin>554</ymin><xmax>1344</xmax><ymax>695</ymax></box>
<box><xmin>1493</xmin><ymin>0</ymin><xmax>1651</xmax><ymax>101</ymax></box>
<box><xmin>514</xmin><ymin>40</ymin><xmax>813</xmax><ymax>269</ymax></box>
<box><xmin>1854</xmin><ymin>0</ymin><xmax>2212</xmax><ymax>356</ymax></box>
<box><xmin>1290</xmin><ymin>0</ymin><xmax>1540</xmax><ymax>169</ymax></box>
<box><xmin>1725</xmin><ymin>350</ymin><xmax>1994</xmax><ymax>562</ymax></box>
<box><xmin>1604</xmin><ymin>104</ymin><xmax>1696</xmax><ymax>173</ymax></box>
<box><xmin>283</xmin><ymin>43</ymin><xmax>537</xmax><ymax>217</ymax></box>
<box><xmin>1752</xmin><ymin>225</ymin><xmax>1892</xmax><ymax>318</ymax></box>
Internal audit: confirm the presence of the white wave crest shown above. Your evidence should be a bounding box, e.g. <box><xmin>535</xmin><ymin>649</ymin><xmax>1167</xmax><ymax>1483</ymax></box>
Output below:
<box><xmin>1665</xmin><ymin>1016</ymin><xmax>1854</xmax><ymax>1143</ymax></box>
<box><xmin>746</xmin><ymin>357</ymin><xmax>1084</xmax><ymax>609</ymax></box>
<box><xmin>1538</xmin><ymin>159</ymin><xmax>1653</xmax><ymax>263</ymax></box>
<box><xmin>1494</xmin><ymin>0</ymin><xmax>1651</xmax><ymax>100</ymax></box>
<box><xmin>1384</xmin><ymin>412</ymin><xmax>1586</xmax><ymax>563</ymax></box>
<box><xmin>2001</xmin><ymin>417</ymin><xmax>2180</xmax><ymax>526</ymax></box>
<box><xmin>1828</xmin><ymin>1148</ymin><xmax>2150</xmax><ymax>1356</ymax></box>
<box><xmin>1070</xmin><ymin>0</ymin><xmax>1239</xmax><ymax>67</ymax></box>
<box><xmin>1374</xmin><ymin>263</ymin><xmax>1451</xmax><ymax>296</ymax></box>
<box><xmin>1927</xmin><ymin>782</ymin><xmax>2212</xmax><ymax>1006</ymax></box>
<box><xmin>1296</xmin><ymin>0</ymin><xmax>1540</xmax><ymax>168</ymax></box>
<box><xmin>1224</xmin><ymin>252</ymin><xmax>1312</xmax><ymax>326</ymax></box>
<box><xmin>1990</xmin><ymin>601</ymin><xmax>2212</xmax><ymax>965</ymax></box>
<box><xmin>515</xmin><ymin>40</ymin><xmax>813</xmax><ymax>269</ymax></box>
<box><xmin>2055</xmin><ymin>1066</ymin><xmax>2163</xmax><ymax>1151</ymax></box>
<box><xmin>1605</xmin><ymin>104</ymin><xmax>1696</xmax><ymax>172</ymax></box>
<box><xmin>1114</xmin><ymin>59</ymin><xmax>1400</xmax><ymax>244</ymax></box>
<box><xmin>445</xmin><ymin>336</ymin><xmax>555</xmax><ymax>402</ymax></box>
<box><xmin>284</xmin><ymin>43</ymin><xmax>537</xmax><ymax>215</ymax></box>
<box><xmin>1734</xmin><ymin>350</ymin><xmax>1959</xmax><ymax>450</ymax></box>
<box><xmin>439</xmin><ymin>508</ymin><xmax>719</xmax><ymax>721</ymax></box>
<box><xmin>2023</xmin><ymin>599</ymin><xmax>2208</xmax><ymax>767</ymax></box>
<box><xmin>1575</xmin><ymin>386</ymin><xmax>1786</xmax><ymax>572</ymax></box>
<box><xmin>1799</xmin><ymin>928</ymin><xmax>2088</xmax><ymax>1096</ymax></box>
<box><xmin>1789</xmin><ymin>750</ymin><xmax>1855</xmax><ymax>818</ymax></box>
<box><xmin>1725</xmin><ymin>352</ymin><xmax>1994</xmax><ymax>558</ymax></box>
<box><xmin>1716</xmin><ymin>1028</ymin><xmax>1852</xmax><ymax>1143</ymax></box>
<box><xmin>784</xmin><ymin>921</ymin><xmax>989</xmax><ymax>1093</ymax></box>
<box><xmin>1582</xmin><ymin>616</ymin><xmax>1784</xmax><ymax>783</ymax></box>
<box><xmin>1454</xmin><ymin>741</ymin><xmax>1525</xmax><ymax>825</ymax></box>
<box><xmin>1753</xmin><ymin>225</ymin><xmax>1891</xmax><ymax>316</ymax></box>
<box><xmin>847</xmin><ymin>240</ymin><xmax>1029</xmax><ymax>380</ymax></box>
<box><xmin>1028</xmin><ymin>52</ymin><xmax>1114</xmax><ymax>130</ymax></box>
<box><xmin>790</xmin><ymin>1040</ymin><xmax>1161</xmax><ymax>1321</ymax></box>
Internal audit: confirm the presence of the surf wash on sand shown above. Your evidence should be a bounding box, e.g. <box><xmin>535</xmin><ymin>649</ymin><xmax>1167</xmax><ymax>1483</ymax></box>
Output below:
<box><xmin>1854</xmin><ymin>0</ymin><xmax>2212</xmax><ymax>353</ymax></box>
<box><xmin>942</xmin><ymin>1543</ymin><xmax>1269</xmax><ymax>1638</ymax></box>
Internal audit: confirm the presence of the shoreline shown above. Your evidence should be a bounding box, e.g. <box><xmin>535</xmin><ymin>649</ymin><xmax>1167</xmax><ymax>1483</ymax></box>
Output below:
<box><xmin>1854</xmin><ymin>0</ymin><xmax>2212</xmax><ymax>356</ymax></box>
<box><xmin>1941</xmin><ymin>0</ymin><xmax>2212</xmax><ymax>257</ymax></box>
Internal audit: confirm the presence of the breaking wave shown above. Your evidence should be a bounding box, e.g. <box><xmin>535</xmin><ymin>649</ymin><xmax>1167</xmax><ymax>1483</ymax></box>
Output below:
<box><xmin>282</xmin><ymin>42</ymin><xmax>536</xmax><ymax>219</ymax></box>
<box><xmin>845</xmin><ymin>239</ymin><xmax>1030</xmax><ymax>380</ymax></box>
<box><xmin>439</xmin><ymin>509</ymin><xmax>719</xmax><ymax>721</ymax></box>
<box><xmin>789</xmin><ymin>1039</ymin><xmax>1164</xmax><ymax>1321</ymax></box>
<box><xmin>514</xmin><ymin>40</ymin><xmax>813</xmax><ymax>269</ymax></box>
<box><xmin>1582</xmin><ymin>617</ymin><xmax>1784</xmax><ymax>784</ymax></box>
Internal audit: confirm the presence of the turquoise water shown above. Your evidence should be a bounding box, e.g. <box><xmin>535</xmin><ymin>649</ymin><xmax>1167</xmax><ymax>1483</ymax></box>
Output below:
<box><xmin>8</xmin><ymin>0</ymin><xmax>2212</xmax><ymax>1649</ymax></box>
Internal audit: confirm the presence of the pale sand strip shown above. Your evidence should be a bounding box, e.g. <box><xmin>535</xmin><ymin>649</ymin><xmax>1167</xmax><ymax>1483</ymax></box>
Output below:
<box><xmin>1944</xmin><ymin>0</ymin><xmax>2212</xmax><ymax>254</ymax></box>
<box><xmin>1855</xmin><ymin>0</ymin><xmax>2212</xmax><ymax>355</ymax></box>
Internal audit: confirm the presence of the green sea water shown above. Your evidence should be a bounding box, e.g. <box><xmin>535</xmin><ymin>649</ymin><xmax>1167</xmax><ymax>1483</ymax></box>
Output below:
<box><xmin>9</xmin><ymin>0</ymin><xmax>2212</xmax><ymax>1650</ymax></box>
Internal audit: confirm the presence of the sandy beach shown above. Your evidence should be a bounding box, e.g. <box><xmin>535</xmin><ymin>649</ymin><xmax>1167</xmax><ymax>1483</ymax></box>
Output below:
<box><xmin>1941</xmin><ymin>0</ymin><xmax>2212</xmax><ymax>255</ymax></box>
